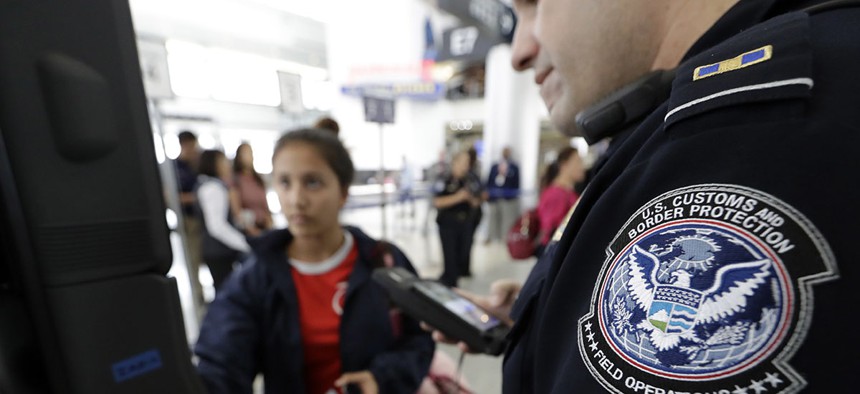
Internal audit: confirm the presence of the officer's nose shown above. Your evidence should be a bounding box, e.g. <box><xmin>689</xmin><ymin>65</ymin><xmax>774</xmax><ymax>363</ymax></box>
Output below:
<box><xmin>510</xmin><ymin>15</ymin><xmax>539</xmax><ymax>71</ymax></box>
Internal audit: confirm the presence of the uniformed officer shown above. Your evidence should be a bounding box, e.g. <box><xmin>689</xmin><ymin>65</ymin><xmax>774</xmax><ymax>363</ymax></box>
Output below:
<box><xmin>432</xmin><ymin>0</ymin><xmax>860</xmax><ymax>392</ymax></box>
<box><xmin>433</xmin><ymin>151</ymin><xmax>484</xmax><ymax>287</ymax></box>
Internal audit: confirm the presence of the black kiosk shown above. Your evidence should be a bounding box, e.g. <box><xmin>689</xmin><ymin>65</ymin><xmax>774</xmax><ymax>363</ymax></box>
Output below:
<box><xmin>0</xmin><ymin>0</ymin><xmax>204</xmax><ymax>392</ymax></box>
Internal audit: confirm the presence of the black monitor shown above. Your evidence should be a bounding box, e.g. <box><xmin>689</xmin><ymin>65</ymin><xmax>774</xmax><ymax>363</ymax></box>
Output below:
<box><xmin>0</xmin><ymin>0</ymin><xmax>203</xmax><ymax>392</ymax></box>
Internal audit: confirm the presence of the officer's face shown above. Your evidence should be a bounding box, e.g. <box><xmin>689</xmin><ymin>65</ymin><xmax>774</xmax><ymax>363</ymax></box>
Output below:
<box><xmin>452</xmin><ymin>153</ymin><xmax>470</xmax><ymax>178</ymax></box>
<box><xmin>511</xmin><ymin>0</ymin><xmax>665</xmax><ymax>136</ymax></box>
<box><xmin>272</xmin><ymin>142</ymin><xmax>346</xmax><ymax>238</ymax></box>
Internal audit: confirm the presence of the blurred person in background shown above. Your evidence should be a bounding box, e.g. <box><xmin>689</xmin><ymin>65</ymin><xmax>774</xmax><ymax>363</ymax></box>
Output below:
<box><xmin>421</xmin><ymin>150</ymin><xmax>450</xmax><ymax>237</ymax></box>
<box><xmin>484</xmin><ymin>146</ymin><xmax>520</xmax><ymax>244</ymax></box>
<box><xmin>465</xmin><ymin>147</ymin><xmax>485</xmax><ymax>277</ymax></box>
<box><xmin>195</xmin><ymin>129</ymin><xmax>433</xmax><ymax>394</ymax></box>
<box><xmin>535</xmin><ymin>147</ymin><xmax>584</xmax><ymax>256</ymax></box>
<box><xmin>231</xmin><ymin>142</ymin><xmax>273</xmax><ymax>236</ymax></box>
<box><xmin>397</xmin><ymin>155</ymin><xmax>416</xmax><ymax>219</ymax></box>
<box><xmin>433</xmin><ymin>151</ymin><xmax>483</xmax><ymax>286</ymax></box>
<box><xmin>174</xmin><ymin>130</ymin><xmax>205</xmax><ymax>306</ymax></box>
<box><xmin>196</xmin><ymin>149</ymin><xmax>250</xmax><ymax>293</ymax></box>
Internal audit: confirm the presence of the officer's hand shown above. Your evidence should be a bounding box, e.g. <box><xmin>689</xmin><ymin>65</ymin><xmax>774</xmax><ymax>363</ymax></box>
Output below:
<box><xmin>421</xmin><ymin>279</ymin><xmax>521</xmax><ymax>353</ymax></box>
<box><xmin>456</xmin><ymin>188</ymin><xmax>472</xmax><ymax>202</ymax></box>
<box><xmin>421</xmin><ymin>321</ymin><xmax>480</xmax><ymax>353</ymax></box>
<box><xmin>335</xmin><ymin>370</ymin><xmax>378</xmax><ymax>394</ymax></box>
<box><xmin>476</xmin><ymin>279</ymin><xmax>520</xmax><ymax>327</ymax></box>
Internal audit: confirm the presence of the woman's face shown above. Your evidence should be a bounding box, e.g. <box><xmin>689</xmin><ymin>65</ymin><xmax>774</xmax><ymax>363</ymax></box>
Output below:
<box><xmin>272</xmin><ymin>142</ymin><xmax>346</xmax><ymax>238</ymax></box>
<box><xmin>238</xmin><ymin>145</ymin><xmax>254</xmax><ymax>169</ymax></box>
<box><xmin>216</xmin><ymin>154</ymin><xmax>232</xmax><ymax>182</ymax></box>
<box><xmin>563</xmin><ymin>153</ymin><xmax>586</xmax><ymax>183</ymax></box>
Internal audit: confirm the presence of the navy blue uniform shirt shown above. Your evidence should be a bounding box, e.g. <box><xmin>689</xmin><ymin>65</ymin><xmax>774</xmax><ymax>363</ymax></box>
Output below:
<box><xmin>504</xmin><ymin>1</ymin><xmax>860</xmax><ymax>393</ymax></box>
<box><xmin>434</xmin><ymin>172</ymin><xmax>483</xmax><ymax>222</ymax></box>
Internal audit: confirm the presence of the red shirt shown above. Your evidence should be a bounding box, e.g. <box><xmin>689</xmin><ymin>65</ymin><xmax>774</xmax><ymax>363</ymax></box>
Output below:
<box><xmin>232</xmin><ymin>172</ymin><xmax>270</xmax><ymax>228</ymax></box>
<box><xmin>537</xmin><ymin>185</ymin><xmax>579</xmax><ymax>245</ymax></box>
<box><xmin>290</xmin><ymin>236</ymin><xmax>358</xmax><ymax>394</ymax></box>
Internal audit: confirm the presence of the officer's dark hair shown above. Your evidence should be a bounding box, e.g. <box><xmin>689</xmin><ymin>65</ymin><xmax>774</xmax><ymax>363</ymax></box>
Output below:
<box><xmin>198</xmin><ymin>149</ymin><xmax>226</xmax><ymax>178</ymax></box>
<box><xmin>178</xmin><ymin>130</ymin><xmax>197</xmax><ymax>144</ymax></box>
<box><xmin>540</xmin><ymin>146</ymin><xmax>578</xmax><ymax>191</ymax></box>
<box><xmin>273</xmin><ymin>128</ymin><xmax>354</xmax><ymax>195</ymax></box>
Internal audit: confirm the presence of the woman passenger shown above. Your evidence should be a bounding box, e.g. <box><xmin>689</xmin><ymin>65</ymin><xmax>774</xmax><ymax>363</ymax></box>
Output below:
<box><xmin>535</xmin><ymin>147</ymin><xmax>586</xmax><ymax>256</ymax></box>
<box><xmin>195</xmin><ymin>129</ymin><xmax>434</xmax><ymax>394</ymax></box>
<box><xmin>196</xmin><ymin>149</ymin><xmax>251</xmax><ymax>292</ymax></box>
<box><xmin>231</xmin><ymin>142</ymin><xmax>273</xmax><ymax>235</ymax></box>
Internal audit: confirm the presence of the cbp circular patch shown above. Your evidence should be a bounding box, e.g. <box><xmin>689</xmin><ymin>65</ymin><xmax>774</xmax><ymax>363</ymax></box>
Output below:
<box><xmin>578</xmin><ymin>184</ymin><xmax>837</xmax><ymax>394</ymax></box>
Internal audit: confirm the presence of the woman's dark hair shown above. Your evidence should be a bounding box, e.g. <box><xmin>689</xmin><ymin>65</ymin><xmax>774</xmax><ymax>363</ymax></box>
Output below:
<box><xmin>467</xmin><ymin>146</ymin><xmax>478</xmax><ymax>171</ymax></box>
<box><xmin>272</xmin><ymin>128</ymin><xmax>354</xmax><ymax>194</ymax></box>
<box><xmin>232</xmin><ymin>143</ymin><xmax>264</xmax><ymax>187</ymax></box>
<box><xmin>199</xmin><ymin>149</ymin><xmax>226</xmax><ymax>178</ymax></box>
<box><xmin>540</xmin><ymin>146</ymin><xmax>578</xmax><ymax>191</ymax></box>
<box><xmin>313</xmin><ymin>117</ymin><xmax>340</xmax><ymax>136</ymax></box>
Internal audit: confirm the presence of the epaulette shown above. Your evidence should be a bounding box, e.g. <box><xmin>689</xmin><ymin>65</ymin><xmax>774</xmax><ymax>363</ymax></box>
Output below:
<box><xmin>664</xmin><ymin>11</ymin><xmax>813</xmax><ymax>128</ymax></box>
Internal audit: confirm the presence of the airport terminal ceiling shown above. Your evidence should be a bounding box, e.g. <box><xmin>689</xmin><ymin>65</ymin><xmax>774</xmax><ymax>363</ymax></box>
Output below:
<box><xmin>127</xmin><ymin>0</ymin><xmax>574</xmax><ymax>186</ymax></box>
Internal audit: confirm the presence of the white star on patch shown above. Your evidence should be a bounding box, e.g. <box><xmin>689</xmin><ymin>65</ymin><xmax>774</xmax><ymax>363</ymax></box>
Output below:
<box><xmin>584</xmin><ymin>322</ymin><xmax>593</xmax><ymax>332</ymax></box>
<box><xmin>749</xmin><ymin>379</ymin><xmax>767</xmax><ymax>394</ymax></box>
<box><xmin>586</xmin><ymin>332</ymin><xmax>595</xmax><ymax>342</ymax></box>
<box><xmin>589</xmin><ymin>342</ymin><xmax>599</xmax><ymax>352</ymax></box>
<box><xmin>732</xmin><ymin>385</ymin><xmax>749</xmax><ymax>394</ymax></box>
<box><xmin>764</xmin><ymin>372</ymin><xmax>783</xmax><ymax>388</ymax></box>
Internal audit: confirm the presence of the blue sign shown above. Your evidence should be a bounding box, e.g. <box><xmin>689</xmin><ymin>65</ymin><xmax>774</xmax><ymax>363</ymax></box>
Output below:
<box><xmin>341</xmin><ymin>82</ymin><xmax>445</xmax><ymax>101</ymax></box>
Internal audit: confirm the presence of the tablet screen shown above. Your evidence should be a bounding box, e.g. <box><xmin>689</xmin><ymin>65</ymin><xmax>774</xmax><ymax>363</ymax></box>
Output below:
<box><xmin>414</xmin><ymin>281</ymin><xmax>501</xmax><ymax>331</ymax></box>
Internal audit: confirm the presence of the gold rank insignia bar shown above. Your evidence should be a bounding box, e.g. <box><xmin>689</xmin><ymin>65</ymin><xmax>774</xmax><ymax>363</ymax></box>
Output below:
<box><xmin>693</xmin><ymin>45</ymin><xmax>773</xmax><ymax>81</ymax></box>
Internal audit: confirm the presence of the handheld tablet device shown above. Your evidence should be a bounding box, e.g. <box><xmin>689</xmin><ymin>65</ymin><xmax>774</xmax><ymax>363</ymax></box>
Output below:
<box><xmin>372</xmin><ymin>267</ymin><xmax>510</xmax><ymax>355</ymax></box>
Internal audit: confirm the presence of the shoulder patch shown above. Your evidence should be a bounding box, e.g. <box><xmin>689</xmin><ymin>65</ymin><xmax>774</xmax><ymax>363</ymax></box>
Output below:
<box><xmin>578</xmin><ymin>184</ymin><xmax>838</xmax><ymax>394</ymax></box>
<box><xmin>665</xmin><ymin>12</ymin><xmax>813</xmax><ymax>128</ymax></box>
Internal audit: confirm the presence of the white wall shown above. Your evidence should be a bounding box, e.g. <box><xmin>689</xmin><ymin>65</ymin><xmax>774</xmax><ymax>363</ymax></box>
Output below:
<box><xmin>327</xmin><ymin>0</ymin><xmax>427</xmax><ymax>171</ymax></box>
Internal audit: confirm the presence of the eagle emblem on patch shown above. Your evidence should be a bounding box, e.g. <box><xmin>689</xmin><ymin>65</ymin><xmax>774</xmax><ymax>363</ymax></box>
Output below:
<box><xmin>579</xmin><ymin>184</ymin><xmax>837</xmax><ymax>393</ymax></box>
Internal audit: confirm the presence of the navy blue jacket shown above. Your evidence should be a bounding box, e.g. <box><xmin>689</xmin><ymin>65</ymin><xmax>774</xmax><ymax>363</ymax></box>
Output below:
<box><xmin>486</xmin><ymin>161</ymin><xmax>520</xmax><ymax>201</ymax></box>
<box><xmin>504</xmin><ymin>1</ymin><xmax>860</xmax><ymax>393</ymax></box>
<box><xmin>195</xmin><ymin>226</ymin><xmax>434</xmax><ymax>394</ymax></box>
